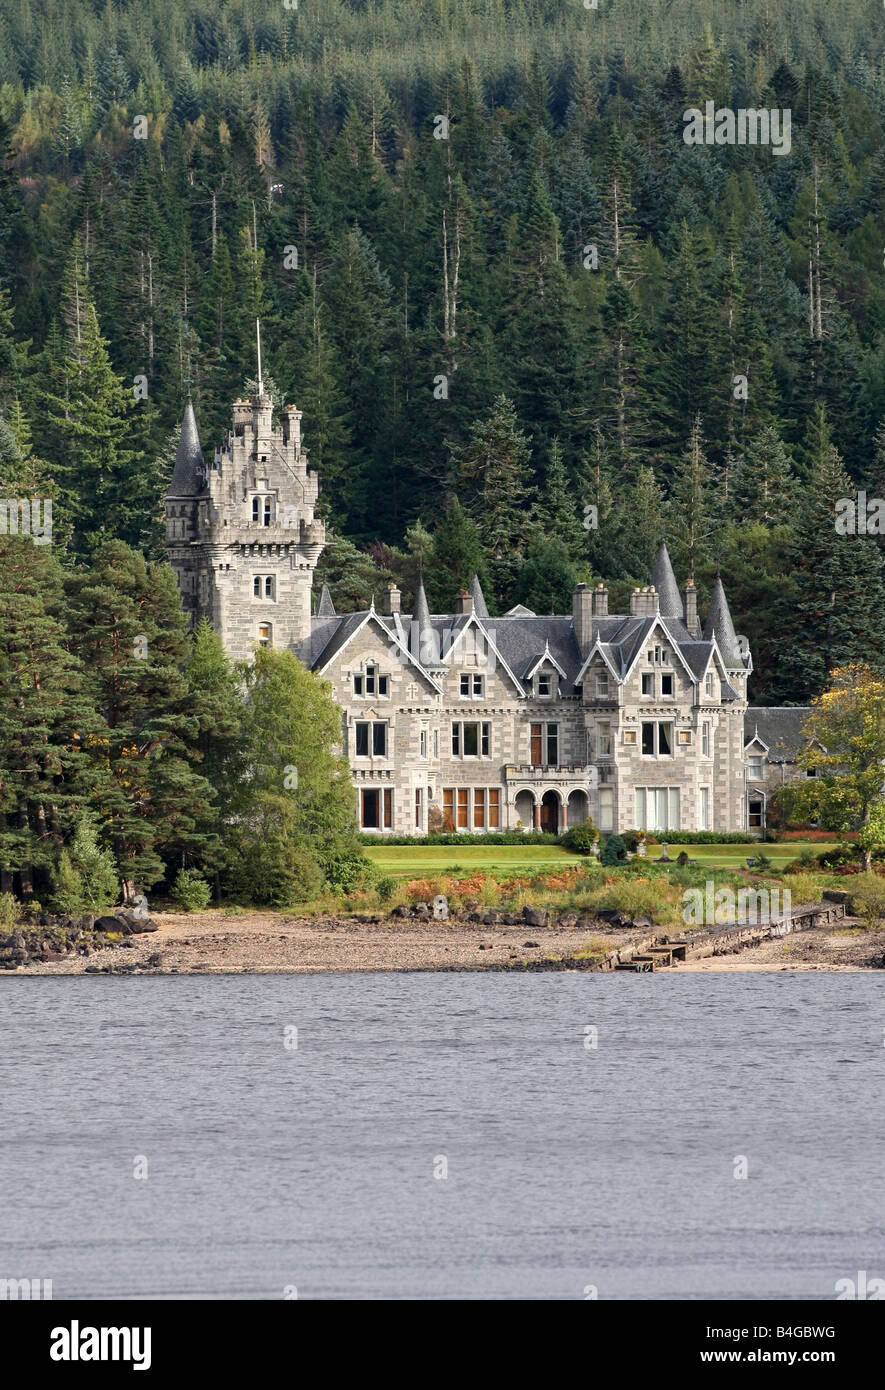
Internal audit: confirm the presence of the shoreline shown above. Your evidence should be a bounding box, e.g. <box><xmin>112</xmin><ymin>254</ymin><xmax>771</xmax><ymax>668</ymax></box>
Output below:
<box><xmin>6</xmin><ymin>909</ymin><xmax>884</xmax><ymax>976</ymax></box>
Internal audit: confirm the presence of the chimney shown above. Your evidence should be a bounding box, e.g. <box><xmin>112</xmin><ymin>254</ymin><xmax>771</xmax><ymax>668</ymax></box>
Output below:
<box><xmin>630</xmin><ymin>585</ymin><xmax>660</xmax><ymax>618</ymax></box>
<box><xmin>683</xmin><ymin>579</ymin><xmax>700</xmax><ymax>637</ymax></box>
<box><xmin>592</xmin><ymin>582</ymin><xmax>608</xmax><ymax>618</ymax></box>
<box><xmin>455</xmin><ymin>588</ymin><xmax>473</xmax><ymax>616</ymax></box>
<box><xmin>281</xmin><ymin>404</ymin><xmax>302</xmax><ymax>457</ymax></box>
<box><xmin>385</xmin><ymin>582</ymin><xmax>401</xmax><ymax>615</ymax></box>
<box><xmin>573</xmin><ymin>582</ymin><xmax>593</xmax><ymax>656</ymax></box>
<box><xmin>251</xmin><ymin>391</ymin><xmax>273</xmax><ymax>443</ymax></box>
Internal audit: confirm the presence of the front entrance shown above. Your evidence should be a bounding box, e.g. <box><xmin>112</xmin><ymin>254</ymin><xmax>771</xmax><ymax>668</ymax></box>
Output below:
<box><xmin>540</xmin><ymin>790</ymin><xmax>561</xmax><ymax>835</ymax></box>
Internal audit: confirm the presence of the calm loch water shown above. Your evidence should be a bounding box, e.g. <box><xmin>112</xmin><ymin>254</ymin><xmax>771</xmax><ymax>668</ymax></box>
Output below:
<box><xmin>1</xmin><ymin>972</ymin><xmax>883</xmax><ymax>1299</ymax></box>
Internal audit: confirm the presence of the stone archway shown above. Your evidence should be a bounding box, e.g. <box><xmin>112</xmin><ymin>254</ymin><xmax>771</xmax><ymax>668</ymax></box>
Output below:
<box><xmin>567</xmin><ymin>789</ymin><xmax>589</xmax><ymax>827</ymax></box>
<box><xmin>540</xmin><ymin>789</ymin><xmax>561</xmax><ymax>835</ymax></box>
<box><xmin>514</xmin><ymin>789</ymin><xmax>536</xmax><ymax>831</ymax></box>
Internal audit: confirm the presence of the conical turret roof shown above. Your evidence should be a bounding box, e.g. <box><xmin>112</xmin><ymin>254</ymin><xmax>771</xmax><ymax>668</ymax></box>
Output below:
<box><xmin>703</xmin><ymin>574</ymin><xmax>742</xmax><ymax>667</ymax></box>
<box><xmin>651</xmin><ymin>541</ymin><xmax>683</xmax><ymax>619</ymax></box>
<box><xmin>169</xmin><ymin>400</ymin><xmax>205</xmax><ymax>496</ymax></box>
<box><xmin>470</xmin><ymin>573</ymin><xmax>489</xmax><ymax>619</ymax></box>
<box><xmin>412</xmin><ymin>577</ymin><xmax>432</xmax><ymax>633</ymax></box>
<box><xmin>316</xmin><ymin>582</ymin><xmax>336</xmax><ymax>617</ymax></box>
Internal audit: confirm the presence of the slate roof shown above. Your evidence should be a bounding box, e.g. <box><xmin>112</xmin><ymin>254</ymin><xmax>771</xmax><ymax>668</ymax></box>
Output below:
<box><xmin>169</xmin><ymin>400</ymin><xmax>205</xmax><ymax>496</ymax></box>
<box><xmin>301</xmin><ymin>599</ymin><xmax>749</xmax><ymax>699</ymax></box>
<box><xmin>744</xmin><ymin>706</ymin><xmax>812</xmax><ymax>760</ymax></box>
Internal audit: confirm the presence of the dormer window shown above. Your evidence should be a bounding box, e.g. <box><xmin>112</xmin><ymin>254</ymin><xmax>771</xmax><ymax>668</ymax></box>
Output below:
<box><xmin>748</xmin><ymin>753</ymin><xmax>764</xmax><ymax>778</ymax></box>
<box><xmin>460</xmin><ymin>674</ymin><xmax>484</xmax><ymax>697</ymax></box>
<box><xmin>595</xmin><ymin>673</ymin><xmax>609</xmax><ymax>698</ymax></box>
<box><xmin>538</xmin><ymin>673</ymin><xmax>553</xmax><ymax>698</ymax></box>
<box><xmin>705</xmin><ymin>672</ymin><xmax>714</xmax><ymax>697</ymax></box>
<box><xmin>355</xmin><ymin>664</ymin><xmax>388</xmax><ymax>697</ymax></box>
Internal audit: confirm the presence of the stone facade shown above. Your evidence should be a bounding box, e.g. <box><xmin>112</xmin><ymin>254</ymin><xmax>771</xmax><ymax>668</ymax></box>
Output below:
<box><xmin>165</xmin><ymin>395</ymin><xmax>324</xmax><ymax>661</ymax></box>
<box><xmin>166</xmin><ymin>395</ymin><xmax>806</xmax><ymax>836</ymax></box>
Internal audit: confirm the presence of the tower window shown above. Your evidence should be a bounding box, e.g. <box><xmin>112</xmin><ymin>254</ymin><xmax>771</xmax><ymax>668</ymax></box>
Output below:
<box><xmin>252</xmin><ymin>497</ymin><xmax>260</xmax><ymax>522</ymax></box>
<box><xmin>265</xmin><ymin>576</ymin><xmax>274</xmax><ymax>598</ymax></box>
<box><xmin>253</xmin><ymin>576</ymin><xmax>261</xmax><ymax>597</ymax></box>
<box><xmin>257</xmin><ymin>624</ymin><xmax>272</xmax><ymax>648</ymax></box>
<box><xmin>264</xmin><ymin>498</ymin><xmax>272</xmax><ymax>526</ymax></box>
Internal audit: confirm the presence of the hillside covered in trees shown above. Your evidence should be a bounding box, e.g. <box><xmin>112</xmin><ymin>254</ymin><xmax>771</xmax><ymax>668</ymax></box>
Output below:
<box><xmin>2</xmin><ymin>0</ymin><xmax>885</xmax><ymax>703</ymax></box>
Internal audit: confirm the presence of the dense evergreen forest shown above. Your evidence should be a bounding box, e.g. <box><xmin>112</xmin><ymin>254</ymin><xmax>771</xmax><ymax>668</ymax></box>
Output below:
<box><xmin>2</xmin><ymin>0</ymin><xmax>885</xmax><ymax>705</ymax></box>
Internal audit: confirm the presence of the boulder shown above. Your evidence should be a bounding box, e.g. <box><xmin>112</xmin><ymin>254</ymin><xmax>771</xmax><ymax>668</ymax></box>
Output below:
<box><xmin>523</xmin><ymin>906</ymin><xmax>549</xmax><ymax>927</ymax></box>
<box><xmin>94</xmin><ymin>910</ymin><xmax>158</xmax><ymax>935</ymax></box>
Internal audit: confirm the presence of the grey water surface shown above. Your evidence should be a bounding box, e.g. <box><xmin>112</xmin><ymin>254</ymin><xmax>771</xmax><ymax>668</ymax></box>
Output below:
<box><xmin>1</xmin><ymin>971</ymin><xmax>882</xmax><ymax>1299</ymax></box>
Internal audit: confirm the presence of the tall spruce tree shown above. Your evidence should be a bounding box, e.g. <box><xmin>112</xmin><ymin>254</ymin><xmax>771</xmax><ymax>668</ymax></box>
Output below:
<box><xmin>64</xmin><ymin>542</ymin><xmax>216</xmax><ymax>891</ymax></box>
<box><xmin>772</xmin><ymin>408</ymin><xmax>885</xmax><ymax>702</ymax></box>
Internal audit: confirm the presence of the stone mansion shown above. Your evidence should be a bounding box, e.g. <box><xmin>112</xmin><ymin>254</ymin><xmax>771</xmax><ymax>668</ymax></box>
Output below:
<box><xmin>165</xmin><ymin>390</ymin><xmax>812</xmax><ymax>837</ymax></box>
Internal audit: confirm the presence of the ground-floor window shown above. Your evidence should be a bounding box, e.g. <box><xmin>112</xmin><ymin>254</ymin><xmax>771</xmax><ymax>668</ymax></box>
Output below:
<box><xmin>598</xmin><ymin>787</ymin><xmax>614</xmax><ymax>832</ymax></box>
<box><xmin>635</xmin><ymin>787</ymin><xmax>680</xmax><ymax>832</ymax></box>
<box><xmin>443</xmin><ymin>787</ymin><xmax>500</xmax><ymax>830</ymax></box>
<box><xmin>698</xmin><ymin>786</ymin><xmax>710</xmax><ymax>831</ymax></box>
<box><xmin>748</xmin><ymin>795</ymin><xmax>764</xmax><ymax>829</ymax></box>
<box><xmin>415</xmin><ymin>787</ymin><xmax>424</xmax><ymax>829</ymax></box>
<box><xmin>361</xmin><ymin>787</ymin><xmax>392</xmax><ymax>829</ymax></box>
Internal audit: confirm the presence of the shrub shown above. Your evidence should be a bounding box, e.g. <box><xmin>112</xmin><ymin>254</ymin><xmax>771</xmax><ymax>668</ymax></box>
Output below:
<box><xmin>170</xmin><ymin>870</ymin><xmax>212</xmax><ymax>912</ymax></box>
<box><xmin>376</xmin><ymin>876</ymin><xmax>397</xmax><ymax>902</ymax></box>
<box><xmin>560</xmin><ymin>819</ymin><xmax>598</xmax><ymax>854</ymax></box>
<box><xmin>751</xmin><ymin>850</ymin><xmax>773</xmax><ymax>871</ymax></box>
<box><xmin>601</xmin><ymin>833</ymin><xmax>628</xmax><ymax>865</ymax></box>
<box><xmin>318</xmin><ymin>842</ymin><xmax>376</xmax><ymax>892</ymax></box>
<box><xmin>52</xmin><ymin>817</ymin><xmax>118</xmax><ymax>914</ymax></box>
<box><xmin>0</xmin><ymin>892</ymin><xmax>19</xmax><ymax>930</ymax></box>
<box><xmin>817</xmin><ymin>843</ymin><xmax>858</xmax><ymax>869</ymax></box>
<box><xmin>225</xmin><ymin>838</ymin><xmax>326</xmax><ymax>906</ymax></box>
<box><xmin>848</xmin><ymin>874</ymin><xmax>885</xmax><ymax>927</ymax></box>
<box><xmin>590</xmin><ymin>878</ymin><xmax>679</xmax><ymax>923</ymax></box>
<box><xmin>357</xmin><ymin>830</ymin><xmax>559</xmax><ymax>846</ymax></box>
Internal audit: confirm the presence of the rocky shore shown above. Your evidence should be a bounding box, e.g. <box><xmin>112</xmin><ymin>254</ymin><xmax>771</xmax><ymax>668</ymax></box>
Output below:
<box><xmin>2</xmin><ymin>902</ymin><xmax>884</xmax><ymax>975</ymax></box>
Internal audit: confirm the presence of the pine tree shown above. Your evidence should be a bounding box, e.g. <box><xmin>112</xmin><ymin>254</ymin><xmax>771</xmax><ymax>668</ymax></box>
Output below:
<box><xmin>537</xmin><ymin>438</ymin><xmax>583</xmax><ymax>557</ymax></box>
<box><xmin>666</xmin><ymin>418</ymin><xmax>714</xmax><ymax>579</ymax></box>
<box><xmin>64</xmin><ymin>542</ymin><xmax>217</xmax><ymax>891</ymax></box>
<box><xmin>513</xmin><ymin>538</ymin><xmax>576</xmax><ymax>615</ymax></box>
<box><xmin>426</xmin><ymin>499</ymin><xmax>490</xmax><ymax>613</ymax></box>
<box><xmin>447</xmin><ymin>395</ymin><xmax>535</xmax><ymax>604</ymax></box>
<box><xmin>0</xmin><ymin>538</ymin><xmax>98</xmax><ymax>897</ymax></box>
<box><xmin>730</xmin><ymin>427</ymin><xmax>798</xmax><ymax>525</ymax></box>
<box><xmin>41</xmin><ymin>240</ymin><xmax>135</xmax><ymax>553</ymax></box>
<box><xmin>772</xmin><ymin>408</ymin><xmax>885</xmax><ymax>702</ymax></box>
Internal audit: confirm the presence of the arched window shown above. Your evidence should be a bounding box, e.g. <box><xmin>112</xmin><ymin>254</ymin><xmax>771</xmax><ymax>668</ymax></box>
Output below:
<box><xmin>253</xmin><ymin>576</ymin><xmax>261</xmax><ymax>597</ymax></box>
<box><xmin>252</xmin><ymin>497</ymin><xmax>260</xmax><ymax>522</ymax></box>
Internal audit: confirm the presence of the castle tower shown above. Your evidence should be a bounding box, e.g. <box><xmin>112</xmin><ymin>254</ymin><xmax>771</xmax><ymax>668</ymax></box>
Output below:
<box><xmin>165</xmin><ymin>392</ymin><xmax>325</xmax><ymax>660</ymax></box>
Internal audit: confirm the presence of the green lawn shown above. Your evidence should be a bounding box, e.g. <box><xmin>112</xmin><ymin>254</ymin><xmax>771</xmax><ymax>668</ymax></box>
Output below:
<box><xmin>365</xmin><ymin>841</ymin><xmax>838</xmax><ymax>879</ymax></box>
